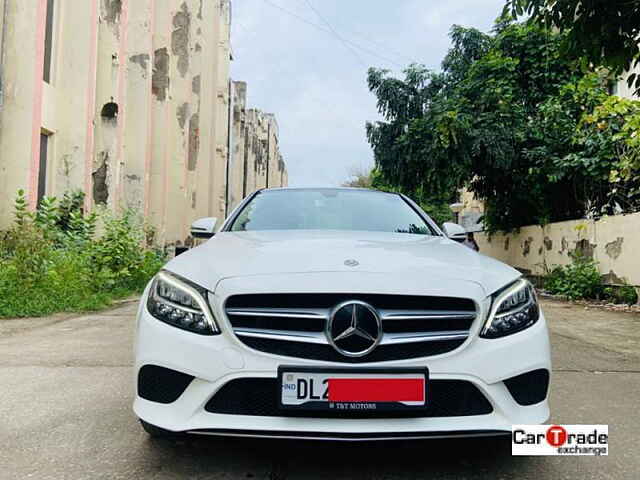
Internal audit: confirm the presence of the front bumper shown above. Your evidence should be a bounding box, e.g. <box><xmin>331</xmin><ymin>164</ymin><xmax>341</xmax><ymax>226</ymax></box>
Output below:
<box><xmin>133</xmin><ymin>288</ymin><xmax>551</xmax><ymax>439</ymax></box>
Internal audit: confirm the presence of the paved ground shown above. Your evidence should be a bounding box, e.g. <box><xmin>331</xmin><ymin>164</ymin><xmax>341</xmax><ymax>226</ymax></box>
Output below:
<box><xmin>1</xmin><ymin>298</ymin><xmax>639</xmax><ymax>479</ymax></box>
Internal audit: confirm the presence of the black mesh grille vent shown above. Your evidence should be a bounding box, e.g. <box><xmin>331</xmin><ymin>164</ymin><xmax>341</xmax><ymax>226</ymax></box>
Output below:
<box><xmin>137</xmin><ymin>365</ymin><xmax>194</xmax><ymax>404</ymax></box>
<box><xmin>504</xmin><ymin>369</ymin><xmax>550</xmax><ymax>406</ymax></box>
<box><xmin>205</xmin><ymin>377</ymin><xmax>493</xmax><ymax>418</ymax></box>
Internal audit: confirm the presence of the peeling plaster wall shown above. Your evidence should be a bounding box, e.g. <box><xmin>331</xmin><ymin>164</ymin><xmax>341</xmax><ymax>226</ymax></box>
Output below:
<box><xmin>122</xmin><ymin>0</ymin><xmax>152</xmax><ymax>214</ymax></box>
<box><xmin>192</xmin><ymin>0</ymin><xmax>218</xmax><ymax>233</ymax></box>
<box><xmin>228</xmin><ymin>80</ymin><xmax>247</xmax><ymax>210</ymax></box>
<box><xmin>163</xmin><ymin>0</ymin><xmax>192</xmax><ymax>246</ymax></box>
<box><xmin>0</xmin><ymin>0</ymin><xmax>6</xmax><ymax>109</ymax></box>
<box><xmin>0</xmin><ymin>0</ymin><xmax>287</xmax><ymax>247</ymax></box>
<box><xmin>265</xmin><ymin>113</ymin><xmax>281</xmax><ymax>188</ymax></box>
<box><xmin>0</xmin><ymin>0</ymin><xmax>231</xmax><ymax>246</ymax></box>
<box><xmin>228</xmin><ymin>81</ymin><xmax>288</xmax><ymax>212</ymax></box>
<box><xmin>210</xmin><ymin>0</ymin><xmax>232</xmax><ymax>223</ymax></box>
<box><xmin>476</xmin><ymin>212</ymin><xmax>640</xmax><ymax>286</ymax></box>
<box><xmin>0</xmin><ymin>0</ymin><xmax>41</xmax><ymax>222</ymax></box>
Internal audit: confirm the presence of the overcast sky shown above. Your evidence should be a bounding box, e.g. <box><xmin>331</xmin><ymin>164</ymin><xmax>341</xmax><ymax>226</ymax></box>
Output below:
<box><xmin>231</xmin><ymin>0</ymin><xmax>505</xmax><ymax>187</ymax></box>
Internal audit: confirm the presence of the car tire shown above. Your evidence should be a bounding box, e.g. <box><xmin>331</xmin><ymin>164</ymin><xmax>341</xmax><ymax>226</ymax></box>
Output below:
<box><xmin>139</xmin><ymin>419</ymin><xmax>181</xmax><ymax>438</ymax></box>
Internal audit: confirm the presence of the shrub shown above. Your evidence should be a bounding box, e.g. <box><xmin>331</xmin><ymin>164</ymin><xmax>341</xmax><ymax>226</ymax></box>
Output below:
<box><xmin>603</xmin><ymin>285</ymin><xmax>639</xmax><ymax>305</ymax></box>
<box><xmin>0</xmin><ymin>190</ymin><xmax>166</xmax><ymax>318</ymax></box>
<box><xmin>544</xmin><ymin>254</ymin><xmax>603</xmax><ymax>300</ymax></box>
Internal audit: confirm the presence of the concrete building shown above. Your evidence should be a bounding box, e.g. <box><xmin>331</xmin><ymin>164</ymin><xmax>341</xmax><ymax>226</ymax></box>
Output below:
<box><xmin>613</xmin><ymin>65</ymin><xmax>640</xmax><ymax>100</ymax></box>
<box><xmin>450</xmin><ymin>187</ymin><xmax>484</xmax><ymax>233</ymax></box>
<box><xmin>0</xmin><ymin>0</ymin><xmax>286</xmax><ymax>246</ymax></box>
<box><xmin>228</xmin><ymin>80</ymin><xmax>287</xmax><ymax>213</ymax></box>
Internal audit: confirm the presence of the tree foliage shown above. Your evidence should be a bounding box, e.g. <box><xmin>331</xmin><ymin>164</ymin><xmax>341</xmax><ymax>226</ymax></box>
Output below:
<box><xmin>341</xmin><ymin>166</ymin><xmax>374</xmax><ymax>188</ymax></box>
<box><xmin>576</xmin><ymin>95</ymin><xmax>640</xmax><ymax>211</ymax></box>
<box><xmin>366</xmin><ymin>19</ymin><xmax>640</xmax><ymax>232</ymax></box>
<box><xmin>505</xmin><ymin>0</ymin><xmax>640</xmax><ymax>95</ymax></box>
<box><xmin>367</xmin><ymin>168</ymin><xmax>453</xmax><ymax>226</ymax></box>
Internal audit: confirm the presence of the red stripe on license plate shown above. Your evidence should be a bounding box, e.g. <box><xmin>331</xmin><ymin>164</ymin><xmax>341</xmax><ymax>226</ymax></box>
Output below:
<box><xmin>328</xmin><ymin>378</ymin><xmax>425</xmax><ymax>402</ymax></box>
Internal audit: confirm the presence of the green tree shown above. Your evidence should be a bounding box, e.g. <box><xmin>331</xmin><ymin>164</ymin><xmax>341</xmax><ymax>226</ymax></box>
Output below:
<box><xmin>341</xmin><ymin>166</ymin><xmax>374</xmax><ymax>188</ymax></box>
<box><xmin>366</xmin><ymin>20</ymin><xmax>631</xmax><ymax>232</ymax></box>
<box><xmin>574</xmin><ymin>95</ymin><xmax>640</xmax><ymax>212</ymax></box>
<box><xmin>505</xmin><ymin>0</ymin><xmax>640</xmax><ymax>94</ymax></box>
<box><xmin>367</xmin><ymin>168</ymin><xmax>453</xmax><ymax>226</ymax></box>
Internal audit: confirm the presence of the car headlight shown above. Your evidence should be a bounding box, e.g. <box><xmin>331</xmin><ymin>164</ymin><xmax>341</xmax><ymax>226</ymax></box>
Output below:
<box><xmin>480</xmin><ymin>279</ymin><xmax>539</xmax><ymax>339</ymax></box>
<box><xmin>147</xmin><ymin>271</ymin><xmax>219</xmax><ymax>335</ymax></box>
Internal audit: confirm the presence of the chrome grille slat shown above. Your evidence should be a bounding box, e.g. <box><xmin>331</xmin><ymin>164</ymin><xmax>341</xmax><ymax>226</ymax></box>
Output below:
<box><xmin>380</xmin><ymin>310</ymin><xmax>476</xmax><ymax>321</ymax></box>
<box><xmin>226</xmin><ymin>307</ymin><xmax>329</xmax><ymax>319</ymax></box>
<box><xmin>234</xmin><ymin>328</ymin><xmax>327</xmax><ymax>344</ymax></box>
<box><xmin>233</xmin><ymin>327</ymin><xmax>468</xmax><ymax>345</ymax></box>
<box><xmin>381</xmin><ymin>330</ymin><xmax>469</xmax><ymax>345</ymax></box>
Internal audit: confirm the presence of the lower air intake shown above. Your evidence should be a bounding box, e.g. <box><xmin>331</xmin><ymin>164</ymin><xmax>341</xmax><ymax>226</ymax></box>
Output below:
<box><xmin>137</xmin><ymin>365</ymin><xmax>194</xmax><ymax>404</ymax></box>
<box><xmin>503</xmin><ymin>369</ymin><xmax>550</xmax><ymax>406</ymax></box>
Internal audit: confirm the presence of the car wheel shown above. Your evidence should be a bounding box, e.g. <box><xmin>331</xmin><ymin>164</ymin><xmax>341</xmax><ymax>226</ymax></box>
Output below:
<box><xmin>139</xmin><ymin>419</ymin><xmax>181</xmax><ymax>438</ymax></box>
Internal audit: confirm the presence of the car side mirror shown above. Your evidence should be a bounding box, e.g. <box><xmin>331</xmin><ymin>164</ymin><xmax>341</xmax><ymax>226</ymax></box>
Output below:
<box><xmin>190</xmin><ymin>217</ymin><xmax>218</xmax><ymax>239</ymax></box>
<box><xmin>442</xmin><ymin>222</ymin><xmax>466</xmax><ymax>241</ymax></box>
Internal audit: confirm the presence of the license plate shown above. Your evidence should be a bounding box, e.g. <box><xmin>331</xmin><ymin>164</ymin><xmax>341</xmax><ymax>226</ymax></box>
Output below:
<box><xmin>278</xmin><ymin>367</ymin><xmax>428</xmax><ymax>411</ymax></box>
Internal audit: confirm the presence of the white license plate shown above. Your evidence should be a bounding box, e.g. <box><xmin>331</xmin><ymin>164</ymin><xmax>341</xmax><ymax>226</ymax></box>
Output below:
<box><xmin>279</xmin><ymin>369</ymin><xmax>427</xmax><ymax>409</ymax></box>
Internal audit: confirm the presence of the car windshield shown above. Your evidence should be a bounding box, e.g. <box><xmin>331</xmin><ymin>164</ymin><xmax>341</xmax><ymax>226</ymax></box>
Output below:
<box><xmin>229</xmin><ymin>189</ymin><xmax>436</xmax><ymax>235</ymax></box>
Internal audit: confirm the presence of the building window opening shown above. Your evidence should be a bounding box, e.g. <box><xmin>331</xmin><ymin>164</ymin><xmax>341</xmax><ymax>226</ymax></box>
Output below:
<box><xmin>101</xmin><ymin>102</ymin><xmax>119</xmax><ymax>120</ymax></box>
<box><xmin>37</xmin><ymin>133</ymin><xmax>50</xmax><ymax>205</ymax></box>
<box><xmin>43</xmin><ymin>0</ymin><xmax>55</xmax><ymax>83</ymax></box>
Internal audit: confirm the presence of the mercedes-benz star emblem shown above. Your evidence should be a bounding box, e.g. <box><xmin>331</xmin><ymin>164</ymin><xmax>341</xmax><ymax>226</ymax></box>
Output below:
<box><xmin>326</xmin><ymin>300</ymin><xmax>382</xmax><ymax>357</ymax></box>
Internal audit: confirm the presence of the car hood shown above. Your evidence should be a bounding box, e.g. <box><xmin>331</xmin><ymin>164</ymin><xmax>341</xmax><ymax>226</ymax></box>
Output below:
<box><xmin>164</xmin><ymin>230</ymin><xmax>520</xmax><ymax>297</ymax></box>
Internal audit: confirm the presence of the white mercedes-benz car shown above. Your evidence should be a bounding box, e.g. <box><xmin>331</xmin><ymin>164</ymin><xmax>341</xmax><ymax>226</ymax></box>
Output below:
<box><xmin>134</xmin><ymin>187</ymin><xmax>551</xmax><ymax>440</ymax></box>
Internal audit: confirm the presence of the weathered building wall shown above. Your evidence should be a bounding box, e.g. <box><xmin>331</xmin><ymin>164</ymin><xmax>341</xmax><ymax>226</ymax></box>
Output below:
<box><xmin>228</xmin><ymin>82</ymin><xmax>288</xmax><ymax>213</ymax></box>
<box><xmin>0</xmin><ymin>0</ymin><xmax>6</xmax><ymax>110</ymax></box>
<box><xmin>476</xmin><ymin>212</ymin><xmax>640</xmax><ymax>287</ymax></box>
<box><xmin>0</xmin><ymin>0</ymin><xmax>287</xmax><ymax>247</ymax></box>
<box><xmin>241</xmin><ymin>109</ymin><xmax>260</xmax><ymax>196</ymax></box>
<box><xmin>210</xmin><ymin>1</ymin><xmax>231</xmax><ymax>223</ymax></box>
<box><xmin>264</xmin><ymin>113</ymin><xmax>287</xmax><ymax>190</ymax></box>
<box><xmin>0</xmin><ymin>0</ymin><xmax>43</xmax><ymax>225</ymax></box>
<box><xmin>0</xmin><ymin>0</ymin><xmax>231</xmax><ymax>246</ymax></box>
<box><xmin>228</xmin><ymin>80</ymin><xmax>247</xmax><ymax>212</ymax></box>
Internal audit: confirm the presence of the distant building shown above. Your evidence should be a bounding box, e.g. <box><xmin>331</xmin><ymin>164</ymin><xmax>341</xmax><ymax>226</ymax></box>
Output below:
<box><xmin>611</xmin><ymin>64</ymin><xmax>640</xmax><ymax>100</ymax></box>
<box><xmin>228</xmin><ymin>81</ymin><xmax>288</xmax><ymax>213</ymax></box>
<box><xmin>0</xmin><ymin>0</ymin><xmax>286</xmax><ymax>246</ymax></box>
<box><xmin>451</xmin><ymin>187</ymin><xmax>484</xmax><ymax>233</ymax></box>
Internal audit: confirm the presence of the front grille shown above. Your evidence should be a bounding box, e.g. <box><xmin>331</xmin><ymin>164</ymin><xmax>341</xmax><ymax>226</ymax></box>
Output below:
<box><xmin>504</xmin><ymin>369</ymin><xmax>550</xmax><ymax>406</ymax></box>
<box><xmin>205</xmin><ymin>378</ymin><xmax>493</xmax><ymax>417</ymax></box>
<box><xmin>137</xmin><ymin>365</ymin><xmax>194</xmax><ymax>404</ymax></box>
<box><xmin>225</xmin><ymin>293</ymin><xmax>476</xmax><ymax>362</ymax></box>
